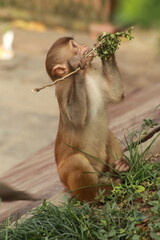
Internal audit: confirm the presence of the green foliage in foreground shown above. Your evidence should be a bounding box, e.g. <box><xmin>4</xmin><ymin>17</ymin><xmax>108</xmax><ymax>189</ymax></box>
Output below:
<box><xmin>1</xmin><ymin>188</ymin><xmax>160</xmax><ymax>240</ymax></box>
<box><xmin>0</xmin><ymin>120</ymin><xmax>160</xmax><ymax>240</ymax></box>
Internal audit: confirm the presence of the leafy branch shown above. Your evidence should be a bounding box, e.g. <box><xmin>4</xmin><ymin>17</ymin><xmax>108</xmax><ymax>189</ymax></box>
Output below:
<box><xmin>33</xmin><ymin>27</ymin><xmax>133</xmax><ymax>92</ymax></box>
<box><xmin>96</xmin><ymin>27</ymin><xmax>133</xmax><ymax>59</ymax></box>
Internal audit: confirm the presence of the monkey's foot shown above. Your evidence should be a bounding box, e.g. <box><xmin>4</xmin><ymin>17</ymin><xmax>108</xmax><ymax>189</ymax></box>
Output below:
<box><xmin>100</xmin><ymin>176</ymin><xmax>121</xmax><ymax>186</ymax></box>
<box><xmin>114</xmin><ymin>159</ymin><xmax>130</xmax><ymax>172</ymax></box>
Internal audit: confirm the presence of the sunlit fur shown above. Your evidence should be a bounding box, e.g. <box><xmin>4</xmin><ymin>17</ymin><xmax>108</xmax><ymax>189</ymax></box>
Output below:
<box><xmin>46</xmin><ymin>37</ymin><xmax>129</xmax><ymax>202</ymax></box>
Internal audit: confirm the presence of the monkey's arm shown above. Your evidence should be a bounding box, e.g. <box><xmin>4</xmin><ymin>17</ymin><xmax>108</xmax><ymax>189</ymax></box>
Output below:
<box><xmin>67</xmin><ymin>70</ymin><xmax>87</xmax><ymax>127</ymax></box>
<box><xmin>102</xmin><ymin>55</ymin><xmax>124</xmax><ymax>103</ymax></box>
<box><xmin>57</xmin><ymin>56</ymin><xmax>88</xmax><ymax>127</ymax></box>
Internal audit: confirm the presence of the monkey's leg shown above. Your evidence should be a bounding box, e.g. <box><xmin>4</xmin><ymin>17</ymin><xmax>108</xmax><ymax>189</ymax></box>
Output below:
<box><xmin>57</xmin><ymin>154</ymin><xmax>100</xmax><ymax>202</ymax></box>
<box><xmin>107</xmin><ymin>130</ymin><xmax>130</xmax><ymax>173</ymax></box>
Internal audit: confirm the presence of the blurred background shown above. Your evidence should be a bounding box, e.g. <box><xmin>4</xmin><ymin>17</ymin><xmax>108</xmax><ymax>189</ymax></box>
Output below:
<box><xmin>0</xmin><ymin>0</ymin><xmax>160</xmax><ymax>176</ymax></box>
<box><xmin>0</xmin><ymin>0</ymin><xmax>160</xmax><ymax>30</ymax></box>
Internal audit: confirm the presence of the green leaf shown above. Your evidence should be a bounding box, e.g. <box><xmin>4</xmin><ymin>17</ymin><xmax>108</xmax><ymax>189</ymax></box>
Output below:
<box><xmin>119</xmin><ymin>228</ymin><xmax>125</xmax><ymax>234</ymax></box>
<box><xmin>132</xmin><ymin>235</ymin><xmax>140</xmax><ymax>240</ymax></box>
<box><xmin>135</xmin><ymin>185</ymin><xmax>145</xmax><ymax>193</ymax></box>
<box><xmin>100</xmin><ymin>220</ymin><xmax>107</xmax><ymax>225</ymax></box>
<box><xmin>150</xmin><ymin>232</ymin><xmax>160</xmax><ymax>240</ymax></box>
<box><xmin>42</xmin><ymin>199</ymin><xmax>47</xmax><ymax>208</ymax></box>
<box><xmin>108</xmin><ymin>229</ymin><xmax>116</xmax><ymax>237</ymax></box>
<box><xmin>148</xmin><ymin>200</ymin><xmax>159</xmax><ymax>206</ymax></box>
<box><xmin>150</xmin><ymin>205</ymin><xmax>159</xmax><ymax>213</ymax></box>
<box><xmin>157</xmin><ymin>190</ymin><xmax>160</xmax><ymax>198</ymax></box>
<box><xmin>96</xmin><ymin>27</ymin><xmax>133</xmax><ymax>59</ymax></box>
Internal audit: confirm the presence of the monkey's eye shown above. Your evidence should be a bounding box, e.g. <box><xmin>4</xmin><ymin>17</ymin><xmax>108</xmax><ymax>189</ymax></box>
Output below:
<box><xmin>71</xmin><ymin>40</ymin><xmax>78</xmax><ymax>48</ymax></box>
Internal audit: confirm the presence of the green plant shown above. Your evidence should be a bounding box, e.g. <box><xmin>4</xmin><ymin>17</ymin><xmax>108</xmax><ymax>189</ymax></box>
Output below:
<box><xmin>0</xmin><ymin>120</ymin><xmax>160</xmax><ymax>240</ymax></box>
<box><xmin>119</xmin><ymin>120</ymin><xmax>160</xmax><ymax>187</ymax></box>
<box><xmin>96</xmin><ymin>27</ymin><xmax>133</xmax><ymax>59</ymax></box>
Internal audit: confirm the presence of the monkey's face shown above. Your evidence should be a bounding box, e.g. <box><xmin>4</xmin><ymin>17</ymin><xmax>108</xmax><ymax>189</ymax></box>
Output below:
<box><xmin>70</xmin><ymin>40</ymin><xmax>88</xmax><ymax>56</ymax></box>
<box><xmin>69</xmin><ymin>40</ymin><xmax>94</xmax><ymax>62</ymax></box>
<box><xmin>46</xmin><ymin>37</ymin><xmax>93</xmax><ymax>81</ymax></box>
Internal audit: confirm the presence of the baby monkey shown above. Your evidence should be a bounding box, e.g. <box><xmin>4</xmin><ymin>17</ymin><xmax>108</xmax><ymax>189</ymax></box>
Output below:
<box><xmin>46</xmin><ymin>37</ymin><xmax>129</xmax><ymax>202</ymax></box>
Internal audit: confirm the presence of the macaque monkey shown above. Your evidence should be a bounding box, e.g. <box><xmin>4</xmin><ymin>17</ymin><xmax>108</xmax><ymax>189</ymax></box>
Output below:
<box><xmin>45</xmin><ymin>37</ymin><xmax>129</xmax><ymax>202</ymax></box>
<box><xmin>0</xmin><ymin>182</ymin><xmax>37</xmax><ymax>202</ymax></box>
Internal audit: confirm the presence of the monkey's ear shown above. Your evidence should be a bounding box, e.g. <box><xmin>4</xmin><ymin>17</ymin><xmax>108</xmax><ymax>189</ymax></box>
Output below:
<box><xmin>52</xmin><ymin>64</ymin><xmax>68</xmax><ymax>77</ymax></box>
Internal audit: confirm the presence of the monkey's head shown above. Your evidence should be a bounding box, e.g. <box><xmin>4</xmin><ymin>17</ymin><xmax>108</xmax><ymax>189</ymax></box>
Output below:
<box><xmin>45</xmin><ymin>37</ymin><xmax>92</xmax><ymax>81</ymax></box>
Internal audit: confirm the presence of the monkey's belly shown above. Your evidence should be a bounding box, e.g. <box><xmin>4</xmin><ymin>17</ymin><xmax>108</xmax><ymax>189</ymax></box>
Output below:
<box><xmin>83</xmin><ymin>144</ymin><xmax>107</xmax><ymax>173</ymax></box>
<box><xmin>82</xmin><ymin>121</ymin><xmax>109</xmax><ymax>173</ymax></box>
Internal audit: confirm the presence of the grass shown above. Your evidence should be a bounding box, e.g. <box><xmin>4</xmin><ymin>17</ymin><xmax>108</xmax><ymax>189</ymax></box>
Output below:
<box><xmin>0</xmin><ymin>120</ymin><xmax>160</xmax><ymax>240</ymax></box>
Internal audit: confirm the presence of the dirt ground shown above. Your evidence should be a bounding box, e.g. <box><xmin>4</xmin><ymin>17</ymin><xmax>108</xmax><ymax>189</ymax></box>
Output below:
<box><xmin>0</xmin><ymin>26</ymin><xmax>159</xmax><ymax>177</ymax></box>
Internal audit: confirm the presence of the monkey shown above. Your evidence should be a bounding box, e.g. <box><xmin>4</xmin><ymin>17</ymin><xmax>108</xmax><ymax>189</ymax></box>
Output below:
<box><xmin>0</xmin><ymin>182</ymin><xmax>37</xmax><ymax>202</ymax></box>
<box><xmin>45</xmin><ymin>37</ymin><xmax>129</xmax><ymax>202</ymax></box>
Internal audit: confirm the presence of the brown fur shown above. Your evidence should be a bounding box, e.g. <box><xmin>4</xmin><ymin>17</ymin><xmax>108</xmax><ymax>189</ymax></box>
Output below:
<box><xmin>45</xmin><ymin>37</ymin><xmax>129</xmax><ymax>202</ymax></box>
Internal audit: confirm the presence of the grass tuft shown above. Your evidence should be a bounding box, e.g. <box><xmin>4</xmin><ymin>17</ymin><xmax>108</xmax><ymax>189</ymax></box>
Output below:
<box><xmin>0</xmin><ymin>120</ymin><xmax>160</xmax><ymax>240</ymax></box>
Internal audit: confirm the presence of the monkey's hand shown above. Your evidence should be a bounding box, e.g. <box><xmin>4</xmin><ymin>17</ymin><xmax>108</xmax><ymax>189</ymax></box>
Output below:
<box><xmin>114</xmin><ymin>158</ymin><xmax>130</xmax><ymax>172</ymax></box>
<box><xmin>69</xmin><ymin>55</ymin><xmax>87</xmax><ymax>71</ymax></box>
<box><xmin>101</xmin><ymin>53</ymin><xmax>114</xmax><ymax>63</ymax></box>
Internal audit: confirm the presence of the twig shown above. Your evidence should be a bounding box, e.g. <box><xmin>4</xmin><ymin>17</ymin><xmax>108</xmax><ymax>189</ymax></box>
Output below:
<box><xmin>123</xmin><ymin>125</ymin><xmax>160</xmax><ymax>152</ymax></box>
<box><xmin>32</xmin><ymin>40</ymin><xmax>106</xmax><ymax>92</ymax></box>
<box><xmin>32</xmin><ymin>68</ymin><xmax>80</xmax><ymax>92</ymax></box>
<box><xmin>32</xmin><ymin>28</ymin><xmax>133</xmax><ymax>92</ymax></box>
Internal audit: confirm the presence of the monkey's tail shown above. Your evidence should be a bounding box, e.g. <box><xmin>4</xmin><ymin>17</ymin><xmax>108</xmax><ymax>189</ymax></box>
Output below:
<box><xmin>0</xmin><ymin>183</ymin><xmax>39</xmax><ymax>202</ymax></box>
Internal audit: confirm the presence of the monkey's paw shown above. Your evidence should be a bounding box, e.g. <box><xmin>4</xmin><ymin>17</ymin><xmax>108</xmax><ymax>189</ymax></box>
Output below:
<box><xmin>114</xmin><ymin>159</ymin><xmax>130</xmax><ymax>172</ymax></box>
<box><xmin>69</xmin><ymin>55</ymin><xmax>87</xmax><ymax>71</ymax></box>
